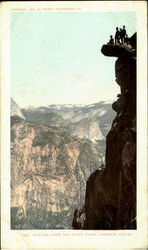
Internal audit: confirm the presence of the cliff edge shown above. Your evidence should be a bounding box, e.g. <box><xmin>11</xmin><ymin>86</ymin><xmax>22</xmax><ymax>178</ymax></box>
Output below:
<box><xmin>79</xmin><ymin>34</ymin><xmax>136</xmax><ymax>229</ymax></box>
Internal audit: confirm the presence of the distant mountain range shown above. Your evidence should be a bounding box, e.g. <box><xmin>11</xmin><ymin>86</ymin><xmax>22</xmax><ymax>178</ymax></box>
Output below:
<box><xmin>10</xmin><ymin>98</ymin><xmax>115</xmax><ymax>229</ymax></box>
<box><xmin>22</xmin><ymin>101</ymin><xmax>115</xmax><ymax>143</ymax></box>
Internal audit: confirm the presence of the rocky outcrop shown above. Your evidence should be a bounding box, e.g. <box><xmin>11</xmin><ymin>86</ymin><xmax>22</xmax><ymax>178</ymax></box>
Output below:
<box><xmin>11</xmin><ymin>98</ymin><xmax>25</xmax><ymax>120</ymax></box>
<box><xmin>82</xmin><ymin>34</ymin><xmax>136</xmax><ymax>229</ymax></box>
<box><xmin>11</xmin><ymin>118</ymin><xmax>104</xmax><ymax>229</ymax></box>
<box><xmin>68</xmin><ymin>116</ymin><xmax>104</xmax><ymax>143</ymax></box>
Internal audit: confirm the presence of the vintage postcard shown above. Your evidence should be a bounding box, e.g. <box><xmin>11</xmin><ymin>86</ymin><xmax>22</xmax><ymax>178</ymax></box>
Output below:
<box><xmin>0</xmin><ymin>1</ymin><xmax>147</xmax><ymax>249</ymax></box>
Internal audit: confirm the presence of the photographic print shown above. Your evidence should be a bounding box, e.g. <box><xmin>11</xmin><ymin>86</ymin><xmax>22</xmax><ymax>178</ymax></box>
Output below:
<box><xmin>10</xmin><ymin>10</ymin><xmax>136</xmax><ymax>231</ymax></box>
<box><xmin>1</xmin><ymin>1</ymin><xmax>147</xmax><ymax>249</ymax></box>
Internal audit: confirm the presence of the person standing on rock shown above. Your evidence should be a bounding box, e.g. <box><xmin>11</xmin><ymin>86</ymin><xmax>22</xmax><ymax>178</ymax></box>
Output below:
<box><xmin>122</xmin><ymin>25</ymin><xmax>126</xmax><ymax>43</ymax></box>
<box><xmin>115</xmin><ymin>27</ymin><xmax>120</xmax><ymax>44</ymax></box>
<box><xmin>119</xmin><ymin>28</ymin><xmax>124</xmax><ymax>44</ymax></box>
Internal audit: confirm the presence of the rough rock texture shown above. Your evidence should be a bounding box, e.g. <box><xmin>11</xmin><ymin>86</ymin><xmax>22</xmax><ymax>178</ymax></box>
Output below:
<box><xmin>81</xmin><ymin>34</ymin><xmax>136</xmax><ymax>230</ymax></box>
<box><xmin>11</xmin><ymin>118</ymin><xmax>104</xmax><ymax>229</ymax></box>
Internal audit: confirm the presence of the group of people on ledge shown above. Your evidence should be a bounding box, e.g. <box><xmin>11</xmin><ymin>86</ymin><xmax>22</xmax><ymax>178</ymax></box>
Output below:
<box><xmin>108</xmin><ymin>26</ymin><xmax>130</xmax><ymax>46</ymax></box>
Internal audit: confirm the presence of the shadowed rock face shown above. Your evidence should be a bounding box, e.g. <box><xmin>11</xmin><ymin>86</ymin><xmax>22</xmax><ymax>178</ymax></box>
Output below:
<box><xmin>101</xmin><ymin>44</ymin><xmax>136</xmax><ymax>58</ymax></box>
<box><xmin>81</xmin><ymin>33</ymin><xmax>136</xmax><ymax>230</ymax></box>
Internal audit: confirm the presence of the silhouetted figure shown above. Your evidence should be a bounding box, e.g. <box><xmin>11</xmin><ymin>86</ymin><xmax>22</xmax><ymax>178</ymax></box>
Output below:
<box><xmin>122</xmin><ymin>25</ymin><xmax>126</xmax><ymax>43</ymax></box>
<box><xmin>115</xmin><ymin>27</ymin><xmax>120</xmax><ymax>44</ymax></box>
<box><xmin>119</xmin><ymin>28</ymin><xmax>124</xmax><ymax>44</ymax></box>
<box><xmin>108</xmin><ymin>35</ymin><xmax>114</xmax><ymax>45</ymax></box>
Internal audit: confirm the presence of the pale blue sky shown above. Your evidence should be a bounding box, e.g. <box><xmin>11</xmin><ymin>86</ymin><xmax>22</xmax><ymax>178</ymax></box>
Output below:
<box><xmin>11</xmin><ymin>12</ymin><xmax>136</xmax><ymax>108</ymax></box>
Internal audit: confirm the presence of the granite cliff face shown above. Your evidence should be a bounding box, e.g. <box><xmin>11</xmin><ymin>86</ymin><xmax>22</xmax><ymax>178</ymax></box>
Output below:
<box><xmin>77</xmin><ymin>34</ymin><xmax>136</xmax><ymax>230</ymax></box>
<box><xmin>11</xmin><ymin>100</ymin><xmax>114</xmax><ymax>229</ymax></box>
<box><xmin>11</xmin><ymin>119</ymin><xmax>104</xmax><ymax>229</ymax></box>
